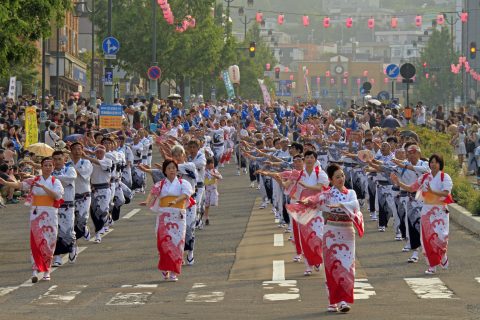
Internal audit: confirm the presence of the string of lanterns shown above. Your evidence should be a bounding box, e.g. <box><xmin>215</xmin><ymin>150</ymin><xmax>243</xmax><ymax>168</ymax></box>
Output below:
<box><xmin>250</xmin><ymin>9</ymin><xmax>468</xmax><ymax>28</ymax></box>
<box><xmin>157</xmin><ymin>0</ymin><xmax>196</xmax><ymax>33</ymax></box>
<box><xmin>452</xmin><ymin>57</ymin><xmax>480</xmax><ymax>82</ymax></box>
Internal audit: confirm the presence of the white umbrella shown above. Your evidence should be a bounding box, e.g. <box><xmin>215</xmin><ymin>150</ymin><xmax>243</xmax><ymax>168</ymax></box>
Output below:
<box><xmin>168</xmin><ymin>93</ymin><xmax>182</xmax><ymax>100</ymax></box>
<box><xmin>368</xmin><ymin>99</ymin><xmax>382</xmax><ymax>106</ymax></box>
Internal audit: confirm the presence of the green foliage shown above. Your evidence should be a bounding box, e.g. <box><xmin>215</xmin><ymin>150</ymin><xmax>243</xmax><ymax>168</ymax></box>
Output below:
<box><xmin>0</xmin><ymin>64</ymin><xmax>39</xmax><ymax>95</ymax></box>
<box><xmin>413</xmin><ymin>125</ymin><xmax>480</xmax><ymax>215</ymax></box>
<box><xmin>412</xmin><ymin>27</ymin><xmax>460</xmax><ymax>107</ymax></box>
<box><xmin>0</xmin><ymin>0</ymin><xmax>71</xmax><ymax>78</ymax></box>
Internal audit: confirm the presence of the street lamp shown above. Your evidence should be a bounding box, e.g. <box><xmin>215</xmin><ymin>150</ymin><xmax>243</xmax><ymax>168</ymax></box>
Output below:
<box><xmin>224</xmin><ymin>0</ymin><xmax>254</xmax><ymax>37</ymax></box>
<box><xmin>73</xmin><ymin>0</ymin><xmax>98</xmax><ymax>108</ymax></box>
<box><xmin>55</xmin><ymin>26</ymin><xmax>67</xmax><ymax>107</ymax></box>
<box><xmin>237</xmin><ymin>7</ymin><xmax>254</xmax><ymax>41</ymax></box>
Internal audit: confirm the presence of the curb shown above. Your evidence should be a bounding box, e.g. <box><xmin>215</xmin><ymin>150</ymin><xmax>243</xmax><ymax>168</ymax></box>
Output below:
<box><xmin>448</xmin><ymin>203</ymin><xmax>480</xmax><ymax>235</ymax></box>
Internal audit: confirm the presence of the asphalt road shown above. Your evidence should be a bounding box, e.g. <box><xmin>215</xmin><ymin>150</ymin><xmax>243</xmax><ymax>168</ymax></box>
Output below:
<box><xmin>1</xmin><ymin>162</ymin><xmax>480</xmax><ymax>320</ymax></box>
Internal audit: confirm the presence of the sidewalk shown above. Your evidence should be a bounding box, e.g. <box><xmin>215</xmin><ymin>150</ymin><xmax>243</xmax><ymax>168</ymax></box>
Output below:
<box><xmin>449</xmin><ymin>203</ymin><xmax>480</xmax><ymax>235</ymax></box>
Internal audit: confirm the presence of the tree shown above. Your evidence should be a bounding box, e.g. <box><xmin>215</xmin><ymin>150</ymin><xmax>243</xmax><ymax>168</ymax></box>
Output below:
<box><xmin>0</xmin><ymin>0</ymin><xmax>71</xmax><ymax>78</ymax></box>
<box><xmin>413</xmin><ymin>27</ymin><xmax>460</xmax><ymax>107</ymax></box>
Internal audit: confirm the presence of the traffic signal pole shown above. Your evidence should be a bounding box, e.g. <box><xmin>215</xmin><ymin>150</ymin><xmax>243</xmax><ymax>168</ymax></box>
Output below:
<box><xmin>104</xmin><ymin>0</ymin><xmax>114</xmax><ymax>104</ymax></box>
<box><xmin>149</xmin><ymin>0</ymin><xmax>158</xmax><ymax>98</ymax></box>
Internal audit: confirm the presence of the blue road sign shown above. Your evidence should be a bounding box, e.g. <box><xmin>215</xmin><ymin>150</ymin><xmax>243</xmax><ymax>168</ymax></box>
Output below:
<box><xmin>377</xmin><ymin>91</ymin><xmax>390</xmax><ymax>100</ymax></box>
<box><xmin>336</xmin><ymin>98</ymin><xmax>343</xmax><ymax>106</ymax></box>
<box><xmin>104</xmin><ymin>70</ymin><xmax>113</xmax><ymax>85</ymax></box>
<box><xmin>386</xmin><ymin>64</ymin><xmax>400</xmax><ymax>79</ymax></box>
<box><xmin>360</xmin><ymin>88</ymin><xmax>366</xmax><ymax>95</ymax></box>
<box><xmin>322</xmin><ymin>88</ymin><xmax>329</xmax><ymax>97</ymax></box>
<box><xmin>102</xmin><ymin>37</ymin><xmax>120</xmax><ymax>55</ymax></box>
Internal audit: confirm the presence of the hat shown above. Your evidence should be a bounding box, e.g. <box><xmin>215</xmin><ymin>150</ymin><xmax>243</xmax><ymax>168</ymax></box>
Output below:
<box><xmin>407</xmin><ymin>145</ymin><xmax>421</xmax><ymax>153</ymax></box>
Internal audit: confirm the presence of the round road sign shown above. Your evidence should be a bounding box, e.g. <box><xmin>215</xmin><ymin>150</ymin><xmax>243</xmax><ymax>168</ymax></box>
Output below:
<box><xmin>400</xmin><ymin>63</ymin><xmax>416</xmax><ymax>79</ymax></box>
<box><xmin>147</xmin><ymin>66</ymin><xmax>162</xmax><ymax>80</ymax></box>
<box><xmin>362</xmin><ymin>82</ymin><xmax>372</xmax><ymax>91</ymax></box>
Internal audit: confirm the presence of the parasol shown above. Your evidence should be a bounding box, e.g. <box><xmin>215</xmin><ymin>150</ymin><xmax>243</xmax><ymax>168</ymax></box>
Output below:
<box><xmin>168</xmin><ymin>93</ymin><xmax>182</xmax><ymax>100</ymax></box>
<box><xmin>27</xmin><ymin>143</ymin><xmax>55</xmax><ymax>157</ymax></box>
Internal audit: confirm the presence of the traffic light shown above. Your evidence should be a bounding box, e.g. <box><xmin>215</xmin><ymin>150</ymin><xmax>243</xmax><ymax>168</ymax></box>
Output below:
<box><xmin>470</xmin><ymin>42</ymin><xmax>477</xmax><ymax>59</ymax></box>
<box><xmin>274</xmin><ymin>67</ymin><xmax>280</xmax><ymax>79</ymax></box>
<box><xmin>249</xmin><ymin>41</ymin><xmax>256</xmax><ymax>58</ymax></box>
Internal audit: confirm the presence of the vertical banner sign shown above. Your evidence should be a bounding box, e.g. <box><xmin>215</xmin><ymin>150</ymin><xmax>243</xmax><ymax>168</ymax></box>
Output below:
<box><xmin>258</xmin><ymin>79</ymin><xmax>272</xmax><ymax>107</ymax></box>
<box><xmin>25</xmin><ymin>107</ymin><xmax>38</xmax><ymax>148</ymax></box>
<box><xmin>7</xmin><ymin>77</ymin><xmax>16</xmax><ymax>100</ymax></box>
<box><xmin>222</xmin><ymin>70</ymin><xmax>236</xmax><ymax>100</ymax></box>
<box><xmin>303</xmin><ymin>70</ymin><xmax>311</xmax><ymax>100</ymax></box>
<box><xmin>99</xmin><ymin>104</ymin><xmax>123</xmax><ymax>129</ymax></box>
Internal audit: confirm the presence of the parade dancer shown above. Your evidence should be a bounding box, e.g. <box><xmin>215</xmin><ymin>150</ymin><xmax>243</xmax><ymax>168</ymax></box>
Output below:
<box><xmin>187</xmin><ymin>139</ymin><xmax>207</xmax><ymax>229</ymax></box>
<box><xmin>70</xmin><ymin>142</ymin><xmax>93</xmax><ymax>241</ymax></box>
<box><xmin>51</xmin><ymin>150</ymin><xmax>78</xmax><ymax>267</ymax></box>
<box><xmin>203</xmin><ymin>158</ymin><xmax>222</xmax><ymax>226</ymax></box>
<box><xmin>391</xmin><ymin>154</ymin><xmax>453</xmax><ymax>275</ymax></box>
<box><xmin>290</xmin><ymin>163</ymin><xmax>364</xmax><ymax>313</ymax></box>
<box><xmin>209</xmin><ymin>121</ymin><xmax>225</xmax><ymax>168</ymax></box>
<box><xmin>131</xmin><ymin>134</ymin><xmax>147</xmax><ymax>192</ymax></box>
<box><xmin>119</xmin><ymin>136</ymin><xmax>134</xmax><ymax>189</ymax></box>
<box><xmin>0</xmin><ymin>158</ymin><xmax>64</xmax><ymax>282</ymax></box>
<box><xmin>391</xmin><ymin>144</ymin><xmax>429</xmax><ymax>261</ymax></box>
<box><xmin>85</xmin><ymin>146</ymin><xmax>113</xmax><ymax>243</ymax></box>
<box><xmin>142</xmin><ymin>159</ymin><xmax>193</xmax><ymax>281</ymax></box>
<box><xmin>171</xmin><ymin>145</ymin><xmax>198</xmax><ymax>266</ymax></box>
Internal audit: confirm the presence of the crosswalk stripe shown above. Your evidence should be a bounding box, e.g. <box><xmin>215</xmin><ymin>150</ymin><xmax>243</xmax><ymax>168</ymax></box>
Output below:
<box><xmin>106</xmin><ymin>284</ymin><xmax>158</xmax><ymax>306</ymax></box>
<box><xmin>476</xmin><ymin>277</ymin><xmax>480</xmax><ymax>284</ymax></box>
<box><xmin>354</xmin><ymin>279</ymin><xmax>376</xmax><ymax>300</ymax></box>
<box><xmin>404</xmin><ymin>278</ymin><xmax>457</xmax><ymax>299</ymax></box>
<box><xmin>32</xmin><ymin>285</ymin><xmax>87</xmax><ymax>305</ymax></box>
<box><xmin>185</xmin><ymin>283</ymin><xmax>225</xmax><ymax>303</ymax></box>
<box><xmin>88</xmin><ymin>228</ymin><xmax>114</xmax><ymax>242</ymax></box>
<box><xmin>122</xmin><ymin>209</ymin><xmax>141</xmax><ymax>220</ymax></box>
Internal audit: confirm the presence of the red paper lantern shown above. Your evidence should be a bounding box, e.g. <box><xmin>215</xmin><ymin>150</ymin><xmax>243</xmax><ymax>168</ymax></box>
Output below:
<box><xmin>285</xmin><ymin>67</ymin><xmax>289</xmax><ymax>72</ymax></box>
<box><xmin>368</xmin><ymin>17</ymin><xmax>375</xmax><ymax>29</ymax></box>
<box><xmin>256</xmin><ymin>11</ymin><xmax>263</xmax><ymax>23</ymax></box>
<box><xmin>461</xmin><ymin>12</ymin><xmax>468</xmax><ymax>23</ymax></box>
<box><xmin>323</xmin><ymin>17</ymin><xmax>330</xmax><ymax>28</ymax></box>
<box><xmin>391</xmin><ymin>16</ymin><xmax>398</xmax><ymax>28</ymax></box>
<box><xmin>415</xmin><ymin>15</ymin><xmax>422</xmax><ymax>27</ymax></box>
<box><xmin>303</xmin><ymin>15</ymin><xmax>310</xmax><ymax>27</ymax></box>
<box><xmin>437</xmin><ymin>14</ymin><xmax>445</xmax><ymax>25</ymax></box>
<box><xmin>356</xmin><ymin>78</ymin><xmax>361</xmax><ymax>85</ymax></box>
<box><xmin>346</xmin><ymin>17</ymin><xmax>353</xmax><ymax>28</ymax></box>
<box><xmin>330</xmin><ymin>78</ymin><xmax>335</xmax><ymax>85</ymax></box>
<box><xmin>266</xmin><ymin>63</ymin><xmax>271</xmax><ymax>71</ymax></box>
<box><xmin>278</xmin><ymin>14</ymin><xmax>285</xmax><ymax>25</ymax></box>
<box><xmin>289</xmin><ymin>75</ymin><xmax>294</xmax><ymax>81</ymax></box>
<box><xmin>343</xmin><ymin>72</ymin><xmax>349</xmax><ymax>78</ymax></box>
<box><xmin>342</xmin><ymin>78</ymin><xmax>348</xmax><ymax>85</ymax></box>
<box><xmin>425</xmin><ymin>73</ymin><xmax>429</xmax><ymax>79</ymax></box>
<box><xmin>384</xmin><ymin>77</ymin><xmax>389</xmax><ymax>84</ymax></box>
<box><xmin>363</xmin><ymin>70</ymin><xmax>368</xmax><ymax>77</ymax></box>
<box><xmin>316</xmin><ymin>77</ymin><xmax>321</xmax><ymax>85</ymax></box>
<box><xmin>325</xmin><ymin>70</ymin><xmax>331</xmax><ymax>77</ymax></box>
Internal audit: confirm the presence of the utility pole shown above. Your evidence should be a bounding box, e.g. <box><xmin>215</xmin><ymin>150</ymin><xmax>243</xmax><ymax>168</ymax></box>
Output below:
<box><xmin>90</xmin><ymin>0</ymin><xmax>96</xmax><ymax>108</ymax></box>
<box><xmin>149</xmin><ymin>0</ymin><xmax>158</xmax><ymax>98</ymax></box>
<box><xmin>104</xmin><ymin>0</ymin><xmax>114</xmax><ymax>104</ymax></box>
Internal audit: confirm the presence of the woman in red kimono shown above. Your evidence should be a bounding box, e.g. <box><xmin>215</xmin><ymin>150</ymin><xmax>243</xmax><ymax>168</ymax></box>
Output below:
<box><xmin>288</xmin><ymin>163</ymin><xmax>364</xmax><ymax>313</ymax></box>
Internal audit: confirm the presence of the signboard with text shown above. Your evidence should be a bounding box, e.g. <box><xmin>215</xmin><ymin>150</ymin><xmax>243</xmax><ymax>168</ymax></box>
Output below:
<box><xmin>99</xmin><ymin>104</ymin><xmax>123</xmax><ymax>129</ymax></box>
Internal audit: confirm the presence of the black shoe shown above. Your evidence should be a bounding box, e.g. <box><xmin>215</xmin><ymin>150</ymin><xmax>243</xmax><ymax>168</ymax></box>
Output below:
<box><xmin>205</xmin><ymin>219</ymin><xmax>210</xmax><ymax>226</ymax></box>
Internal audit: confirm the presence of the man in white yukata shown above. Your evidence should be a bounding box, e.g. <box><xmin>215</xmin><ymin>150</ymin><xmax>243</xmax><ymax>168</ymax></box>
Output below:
<box><xmin>52</xmin><ymin>150</ymin><xmax>78</xmax><ymax>267</ymax></box>
<box><xmin>84</xmin><ymin>145</ymin><xmax>112</xmax><ymax>243</ymax></box>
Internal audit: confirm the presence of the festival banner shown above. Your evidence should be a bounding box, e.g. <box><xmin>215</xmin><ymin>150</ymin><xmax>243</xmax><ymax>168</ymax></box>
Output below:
<box><xmin>99</xmin><ymin>104</ymin><xmax>123</xmax><ymax>129</ymax></box>
<box><xmin>7</xmin><ymin>77</ymin><xmax>16</xmax><ymax>100</ymax></box>
<box><xmin>258</xmin><ymin>79</ymin><xmax>271</xmax><ymax>107</ymax></box>
<box><xmin>222</xmin><ymin>70</ymin><xmax>236</xmax><ymax>100</ymax></box>
<box><xmin>303</xmin><ymin>68</ymin><xmax>311</xmax><ymax>100</ymax></box>
<box><xmin>25</xmin><ymin>106</ymin><xmax>38</xmax><ymax>148</ymax></box>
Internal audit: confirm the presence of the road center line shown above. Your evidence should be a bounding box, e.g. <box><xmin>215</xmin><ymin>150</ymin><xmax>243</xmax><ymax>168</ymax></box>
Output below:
<box><xmin>273</xmin><ymin>234</ymin><xmax>284</xmax><ymax>247</ymax></box>
<box><xmin>122</xmin><ymin>209</ymin><xmax>141</xmax><ymax>220</ymax></box>
<box><xmin>272</xmin><ymin>260</ymin><xmax>285</xmax><ymax>281</ymax></box>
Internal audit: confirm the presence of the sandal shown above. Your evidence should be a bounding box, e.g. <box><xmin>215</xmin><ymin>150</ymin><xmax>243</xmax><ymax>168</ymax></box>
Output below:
<box><xmin>327</xmin><ymin>304</ymin><xmax>338</xmax><ymax>312</ymax></box>
<box><xmin>425</xmin><ymin>267</ymin><xmax>436</xmax><ymax>275</ymax></box>
<box><xmin>407</xmin><ymin>256</ymin><xmax>418</xmax><ymax>263</ymax></box>
<box><xmin>293</xmin><ymin>256</ymin><xmax>301</xmax><ymax>262</ymax></box>
<box><xmin>162</xmin><ymin>271</ymin><xmax>169</xmax><ymax>281</ymax></box>
<box><xmin>314</xmin><ymin>264</ymin><xmax>321</xmax><ymax>272</ymax></box>
<box><xmin>42</xmin><ymin>275</ymin><xmax>51</xmax><ymax>281</ymax></box>
<box><xmin>303</xmin><ymin>270</ymin><xmax>312</xmax><ymax>276</ymax></box>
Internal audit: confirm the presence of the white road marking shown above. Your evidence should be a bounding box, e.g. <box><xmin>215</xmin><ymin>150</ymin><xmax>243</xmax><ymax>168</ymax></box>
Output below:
<box><xmin>185</xmin><ymin>283</ymin><xmax>225</xmax><ymax>303</ymax></box>
<box><xmin>274</xmin><ymin>218</ymin><xmax>280</xmax><ymax>224</ymax></box>
<box><xmin>273</xmin><ymin>234</ymin><xmax>284</xmax><ymax>247</ymax></box>
<box><xmin>263</xmin><ymin>280</ymin><xmax>300</xmax><ymax>301</ymax></box>
<box><xmin>107</xmin><ymin>292</ymin><xmax>153</xmax><ymax>306</ymax></box>
<box><xmin>121</xmin><ymin>284</ymin><xmax>158</xmax><ymax>289</ymax></box>
<box><xmin>272</xmin><ymin>260</ymin><xmax>285</xmax><ymax>281</ymax></box>
<box><xmin>122</xmin><ymin>208</ymin><xmax>141</xmax><ymax>220</ymax></box>
<box><xmin>476</xmin><ymin>277</ymin><xmax>480</xmax><ymax>284</ymax></box>
<box><xmin>32</xmin><ymin>285</ymin><xmax>86</xmax><ymax>305</ymax></box>
<box><xmin>354</xmin><ymin>278</ymin><xmax>376</xmax><ymax>300</ymax></box>
<box><xmin>0</xmin><ymin>246</ymin><xmax>89</xmax><ymax>297</ymax></box>
<box><xmin>404</xmin><ymin>278</ymin><xmax>457</xmax><ymax>299</ymax></box>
